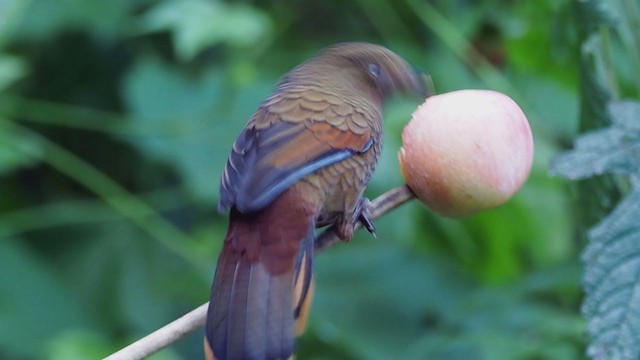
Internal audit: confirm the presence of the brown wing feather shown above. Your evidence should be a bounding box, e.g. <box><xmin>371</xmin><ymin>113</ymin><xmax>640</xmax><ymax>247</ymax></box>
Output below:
<box><xmin>262</xmin><ymin>121</ymin><xmax>371</xmax><ymax>168</ymax></box>
<box><xmin>219</xmin><ymin>88</ymin><xmax>378</xmax><ymax>213</ymax></box>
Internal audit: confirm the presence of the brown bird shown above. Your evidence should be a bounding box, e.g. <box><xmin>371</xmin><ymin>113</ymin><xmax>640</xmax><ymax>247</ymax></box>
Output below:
<box><xmin>205</xmin><ymin>42</ymin><xmax>425</xmax><ymax>360</ymax></box>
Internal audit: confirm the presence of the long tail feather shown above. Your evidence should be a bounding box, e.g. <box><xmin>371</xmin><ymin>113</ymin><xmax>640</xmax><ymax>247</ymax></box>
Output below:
<box><xmin>294</xmin><ymin>229</ymin><xmax>314</xmax><ymax>319</ymax></box>
<box><xmin>206</xmin><ymin>215</ymin><xmax>315</xmax><ymax>360</ymax></box>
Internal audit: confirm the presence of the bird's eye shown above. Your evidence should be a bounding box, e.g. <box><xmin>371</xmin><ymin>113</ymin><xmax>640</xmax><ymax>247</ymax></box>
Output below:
<box><xmin>368</xmin><ymin>63</ymin><xmax>381</xmax><ymax>78</ymax></box>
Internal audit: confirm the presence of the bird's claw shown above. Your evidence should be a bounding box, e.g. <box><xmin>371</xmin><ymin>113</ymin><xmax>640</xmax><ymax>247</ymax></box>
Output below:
<box><xmin>356</xmin><ymin>198</ymin><xmax>376</xmax><ymax>238</ymax></box>
<box><xmin>337</xmin><ymin>198</ymin><xmax>377</xmax><ymax>241</ymax></box>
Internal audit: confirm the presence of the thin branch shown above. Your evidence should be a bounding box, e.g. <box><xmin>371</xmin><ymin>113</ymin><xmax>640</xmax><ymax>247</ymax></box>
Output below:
<box><xmin>105</xmin><ymin>185</ymin><xmax>417</xmax><ymax>360</ymax></box>
<box><xmin>315</xmin><ymin>185</ymin><xmax>416</xmax><ymax>251</ymax></box>
<box><xmin>104</xmin><ymin>303</ymin><xmax>209</xmax><ymax>360</ymax></box>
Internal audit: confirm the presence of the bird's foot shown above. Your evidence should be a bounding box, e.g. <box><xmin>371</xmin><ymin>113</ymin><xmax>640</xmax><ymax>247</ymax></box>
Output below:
<box><xmin>335</xmin><ymin>198</ymin><xmax>376</xmax><ymax>241</ymax></box>
<box><xmin>355</xmin><ymin>197</ymin><xmax>376</xmax><ymax>238</ymax></box>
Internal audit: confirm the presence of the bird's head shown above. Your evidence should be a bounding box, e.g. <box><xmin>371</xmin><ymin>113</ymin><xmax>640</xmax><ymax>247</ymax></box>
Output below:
<box><xmin>323</xmin><ymin>43</ymin><xmax>428</xmax><ymax>99</ymax></box>
<box><xmin>281</xmin><ymin>42</ymin><xmax>429</xmax><ymax>104</ymax></box>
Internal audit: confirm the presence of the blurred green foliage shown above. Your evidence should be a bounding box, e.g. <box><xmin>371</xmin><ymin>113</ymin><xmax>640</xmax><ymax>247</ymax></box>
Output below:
<box><xmin>551</xmin><ymin>0</ymin><xmax>640</xmax><ymax>358</ymax></box>
<box><xmin>1</xmin><ymin>0</ymin><xmax>628</xmax><ymax>359</ymax></box>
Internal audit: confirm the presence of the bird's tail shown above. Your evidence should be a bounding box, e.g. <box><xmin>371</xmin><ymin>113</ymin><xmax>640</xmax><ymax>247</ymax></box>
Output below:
<box><xmin>205</xmin><ymin>210</ymin><xmax>315</xmax><ymax>360</ymax></box>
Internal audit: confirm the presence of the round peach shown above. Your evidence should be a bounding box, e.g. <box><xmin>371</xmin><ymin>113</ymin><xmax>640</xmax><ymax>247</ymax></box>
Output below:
<box><xmin>399</xmin><ymin>90</ymin><xmax>533</xmax><ymax>217</ymax></box>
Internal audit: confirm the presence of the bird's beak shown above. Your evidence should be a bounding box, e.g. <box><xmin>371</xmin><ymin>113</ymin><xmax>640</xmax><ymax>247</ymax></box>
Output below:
<box><xmin>412</xmin><ymin>66</ymin><xmax>436</xmax><ymax>98</ymax></box>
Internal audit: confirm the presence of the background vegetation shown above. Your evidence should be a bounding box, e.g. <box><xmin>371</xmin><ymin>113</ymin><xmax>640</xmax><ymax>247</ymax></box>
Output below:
<box><xmin>0</xmin><ymin>0</ymin><xmax>637</xmax><ymax>359</ymax></box>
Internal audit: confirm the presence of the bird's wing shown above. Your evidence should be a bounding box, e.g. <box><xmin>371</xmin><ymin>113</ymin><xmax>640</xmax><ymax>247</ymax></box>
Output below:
<box><xmin>219</xmin><ymin>88</ymin><xmax>378</xmax><ymax>213</ymax></box>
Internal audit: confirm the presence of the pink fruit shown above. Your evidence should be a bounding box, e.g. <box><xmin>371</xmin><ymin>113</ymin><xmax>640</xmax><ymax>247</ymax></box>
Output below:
<box><xmin>399</xmin><ymin>90</ymin><xmax>533</xmax><ymax>218</ymax></box>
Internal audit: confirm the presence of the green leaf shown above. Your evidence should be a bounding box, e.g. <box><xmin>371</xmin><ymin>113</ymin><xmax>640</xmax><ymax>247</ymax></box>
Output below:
<box><xmin>576</xmin><ymin>0</ymin><xmax>618</xmax><ymax>35</ymax></box>
<box><xmin>124</xmin><ymin>58</ymin><xmax>225</xmax><ymax>119</ymax></box>
<box><xmin>8</xmin><ymin>0</ymin><xmax>135</xmax><ymax>41</ymax></box>
<box><xmin>123</xmin><ymin>57</ymin><xmax>275</xmax><ymax>202</ymax></box>
<box><xmin>582</xmin><ymin>189</ymin><xmax>640</xmax><ymax>359</ymax></box>
<box><xmin>0</xmin><ymin>55</ymin><xmax>27</xmax><ymax>91</ymax></box>
<box><xmin>0</xmin><ymin>239</ymin><xmax>86</xmax><ymax>359</ymax></box>
<box><xmin>549</xmin><ymin>100</ymin><xmax>640</xmax><ymax>180</ymax></box>
<box><xmin>122</xmin><ymin>57</ymin><xmax>229</xmax><ymax>201</ymax></box>
<box><xmin>0</xmin><ymin>119</ymin><xmax>41</xmax><ymax>174</ymax></box>
<box><xmin>46</xmin><ymin>330</ymin><xmax>111</xmax><ymax>360</ymax></box>
<box><xmin>609</xmin><ymin>100</ymin><xmax>640</xmax><ymax>130</ymax></box>
<box><xmin>549</xmin><ymin>127</ymin><xmax>640</xmax><ymax>180</ymax></box>
<box><xmin>140</xmin><ymin>0</ymin><xmax>272</xmax><ymax>61</ymax></box>
<box><xmin>580</xmin><ymin>33</ymin><xmax>615</xmax><ymax>130</ymax></box>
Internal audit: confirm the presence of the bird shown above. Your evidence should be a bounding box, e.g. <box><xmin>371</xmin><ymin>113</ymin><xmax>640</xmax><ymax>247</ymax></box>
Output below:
<box><xmin>205</xmin><ymin>42</ymin><xmax>425</xmax><ymax>360</ymax></box>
